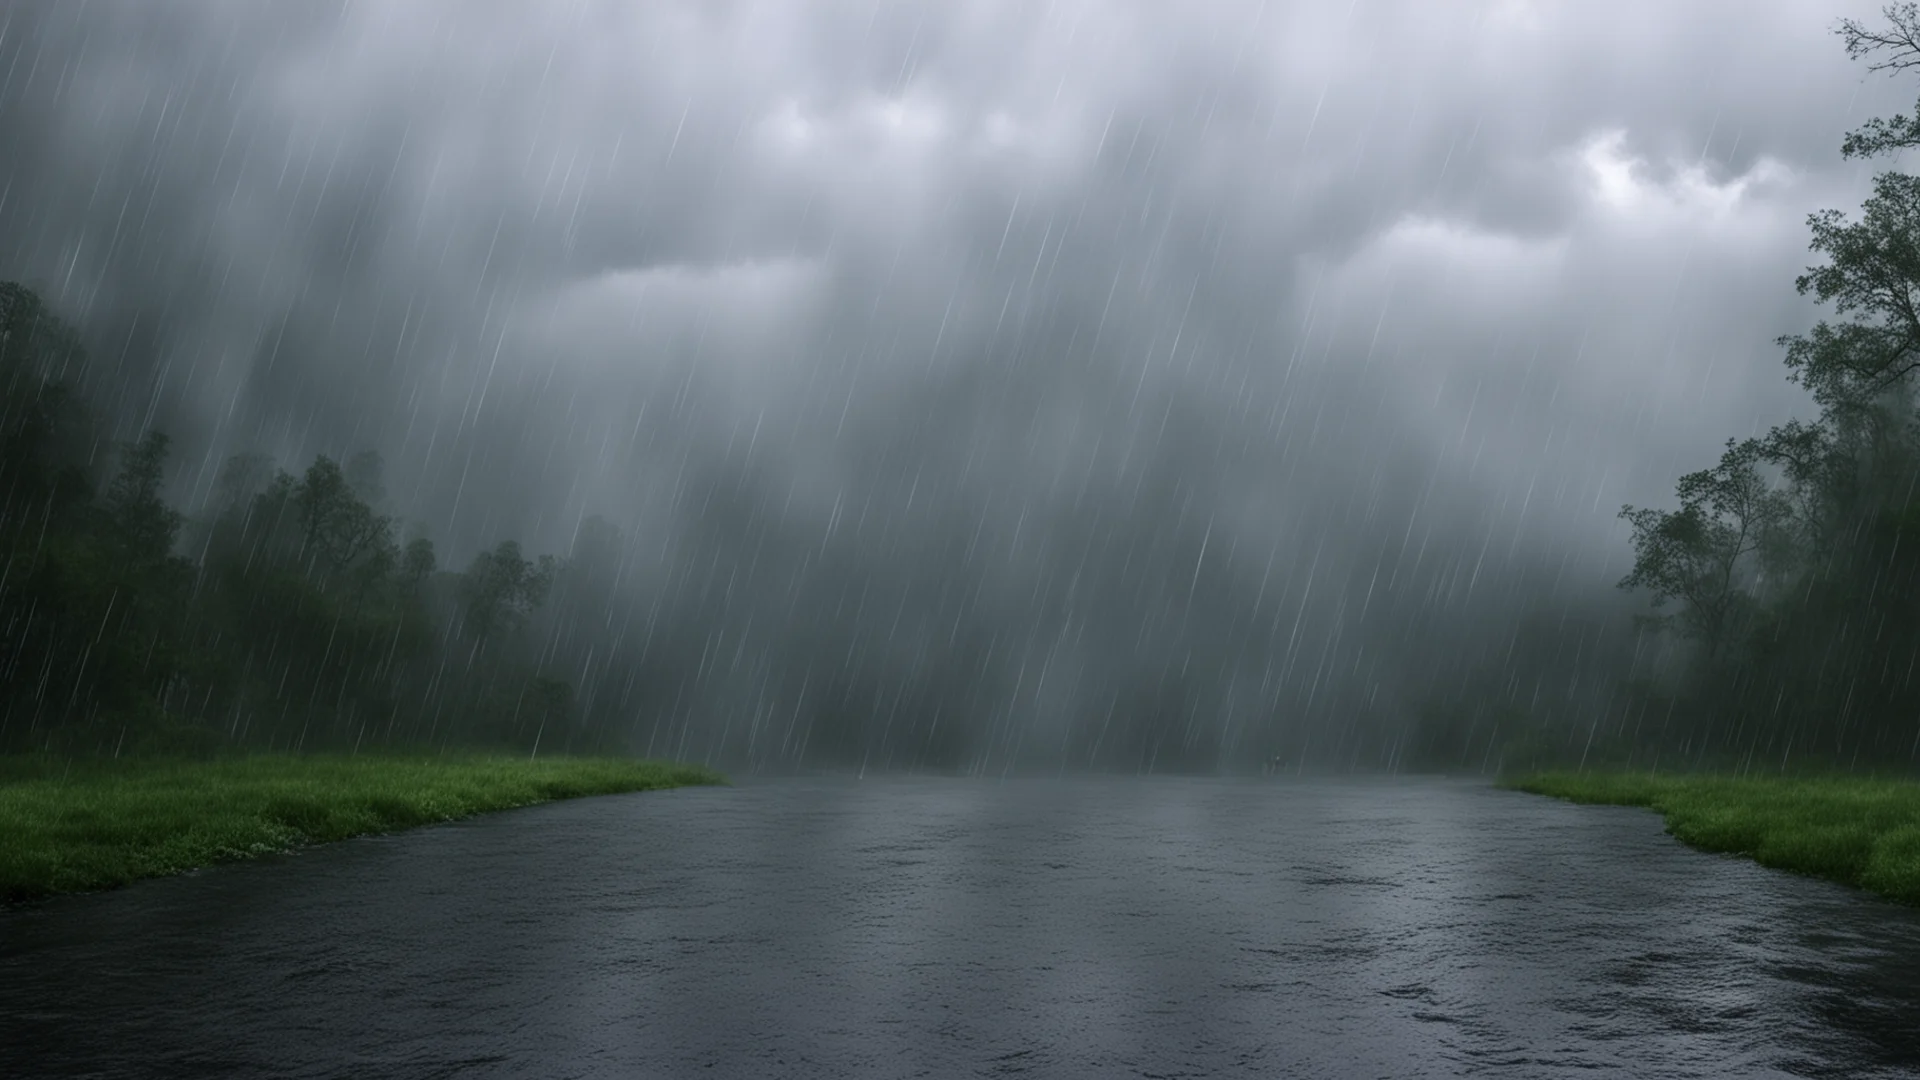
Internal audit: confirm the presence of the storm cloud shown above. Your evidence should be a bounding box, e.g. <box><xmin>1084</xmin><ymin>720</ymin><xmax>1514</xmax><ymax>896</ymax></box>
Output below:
<box><xmin>0</xmin><ymin>0</ymin><xmax>1903</xmax><ymax>769</ymax></box>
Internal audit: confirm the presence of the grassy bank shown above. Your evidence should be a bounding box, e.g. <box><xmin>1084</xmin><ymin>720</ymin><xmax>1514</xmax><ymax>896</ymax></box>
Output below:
<box><xmin>1506</xmin><ymin>771</ymin><xmax>1920</xmax><ymax>906</ymax></box>
<box><xmin>0</xmin><ymin>754</ymin><xmax>725</xmax><ymax>904</ymax></box>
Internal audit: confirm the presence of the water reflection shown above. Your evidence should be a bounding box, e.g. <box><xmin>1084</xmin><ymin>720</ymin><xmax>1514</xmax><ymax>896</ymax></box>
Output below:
<box><xmin>2</xmin><ymin>777</ymin><xmax>1917</xmax><ymax>1078</ymax></box>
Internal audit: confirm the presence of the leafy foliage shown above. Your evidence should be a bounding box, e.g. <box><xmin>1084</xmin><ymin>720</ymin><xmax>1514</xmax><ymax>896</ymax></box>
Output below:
<box><xmin>459</xmin><ymin>540</ymin><xmax>556</xmax><ymax>644</ymax></box>
<box><xmin>1839</xmin><ymin>4</ymin><xmax>1920</xmax><ymax>159</ymax></box>
<box><xmin>1606</xmin><ymin>8</ymin><xmax>1920</xmax><ymax>771</ymax></box>
<box><xmin>1779</xmin><ymin>173</ymin><xmax>1920</xmax><ymax>408</ymax></box>
<box><xmin>1618</xmin><ymin>438</ymin><xmax>1793</xmax><ymax>661</ymax></box>
<box><xmin>0</xmin><ymin>282</ymin><xmax>587</xmax><ymax>757</ymax></box>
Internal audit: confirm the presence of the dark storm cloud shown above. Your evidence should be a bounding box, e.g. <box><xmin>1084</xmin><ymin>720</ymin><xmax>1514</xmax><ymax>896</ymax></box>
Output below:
<box><xmin>0</xmin><ymin>0</ymin><xmax>1905</xmax><ymax>767</ymax></box>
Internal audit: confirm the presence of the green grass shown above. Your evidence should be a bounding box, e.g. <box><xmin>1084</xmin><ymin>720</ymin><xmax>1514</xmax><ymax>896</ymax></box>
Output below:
<box><xmin>1505</xmin><ymin>771</ymin><xmax>1920</xmax><ymax>906</ymax></box>
<box><xmin>0</xmin><ymin>754</ymin><xmax>726</xmax><ymax>903</ymax></box>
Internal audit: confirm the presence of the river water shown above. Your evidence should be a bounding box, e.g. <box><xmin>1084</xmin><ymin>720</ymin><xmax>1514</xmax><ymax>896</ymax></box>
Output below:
<box><xmin>3</xmin><ymin>776</ymin><xmax>1918</xmax><ymax>1079</ymax></box>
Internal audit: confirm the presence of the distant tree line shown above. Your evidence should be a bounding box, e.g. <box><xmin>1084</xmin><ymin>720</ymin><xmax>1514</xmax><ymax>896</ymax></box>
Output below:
<box><xmin>0</xmin><ymin>280</ymin><xmax>596</xmax><ymax>757</ymax></box>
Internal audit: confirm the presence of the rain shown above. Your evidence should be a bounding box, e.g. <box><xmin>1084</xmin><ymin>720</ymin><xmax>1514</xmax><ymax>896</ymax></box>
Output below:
<box><xmin>6</xmin><ymin>2</ymin><xmax>1920</xmax><ymax>1077</ymax></box>
<box><xmin>5</xmin><ymin>0</ymin><xmax>1892</xmax><ymax>774</ymax></box>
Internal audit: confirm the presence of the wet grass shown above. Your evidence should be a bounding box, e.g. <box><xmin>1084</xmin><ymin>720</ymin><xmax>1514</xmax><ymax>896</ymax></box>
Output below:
<box><xmin>0</xmin><ymin>754</ymin><xmax>726</xmax><ymax>904</ymax></box>
<box><xmin>1506</xmin><ymin>771</ymin><xmax>1920</xmax><ymax>906</ymax></box>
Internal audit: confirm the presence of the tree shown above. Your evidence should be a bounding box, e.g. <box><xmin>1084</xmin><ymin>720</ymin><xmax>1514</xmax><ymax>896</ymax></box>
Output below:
<box><xmin>1777</xmin><ymin>6</ymin><xmax>1920</xmax><ymax>409</ymax></box>
<box><xmin>292</xmin><ymin>455</ymin><xmax>393</xmax><ymax>577</ymax></box>
<box><xmin>1777</xmin><ymin>171</ymin><xmax>1920</xmax><ymax>408</ymax></box>
<box><xmin>1617</xmin><ymin>438</ymin><xmax>1791</xmax><ymax>663</ymax></box>
<box><xmin>103</xmin><ymin>432</ymin><xmax>183</xmax><ymax>568</ymax></box>
<box><xmin>83</xmin><ymin>430</ymin><xmax>192</xmax><ymax>711</ymax></box>
<box><xmin>1603</xmin><ymin>7</ymin><xmax>1920</xmax><ymax>766</ymax></box>
<box><xmin>1838</xmin><ymin>4</ymin><xmax>1920</xmax><ymax>159</ymax></box>
<box><xmin>401</xmin><ymin>537</ymin><xmax>437</xmax><ymax>586</ymax></box>
<box><xmin>0</xmin><ymin>282</ymin><xmax>89</xmax><ymax>525</ymax></box>
<box><xmin>458</xmin><ymin>540</ymin><xmax>555</xmax><ymax>644</ymax></box>
<box><xmin>0</xmin><ymin>277</ymin><xmax>584</xmax><ymax>755</ymax></box>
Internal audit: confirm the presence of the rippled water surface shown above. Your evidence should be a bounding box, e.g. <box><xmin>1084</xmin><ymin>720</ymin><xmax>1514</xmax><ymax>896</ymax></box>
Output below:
<box><xmin>4</xmin><ymin>776</ymin><xmax>1919</xmax><ymax>1078</ymax></box>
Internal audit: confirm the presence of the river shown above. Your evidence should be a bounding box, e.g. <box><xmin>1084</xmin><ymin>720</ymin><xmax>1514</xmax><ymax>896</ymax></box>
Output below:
<box><xmin>3</xmin><ymin>776</ymin><xmax>1917</xmax><ymax>1078</ymax></box>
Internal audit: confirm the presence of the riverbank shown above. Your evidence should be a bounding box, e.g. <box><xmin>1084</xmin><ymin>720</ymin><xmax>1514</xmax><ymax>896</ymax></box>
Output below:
<box><xmin>0</xmin><ymin>754</ymin><xmax>725</xmax><ymax>903</ymax></box>
<box><xmin>1506</xmin><ymin>771</ymin><xmax>1920</xmax><ymax>906</ymax></box>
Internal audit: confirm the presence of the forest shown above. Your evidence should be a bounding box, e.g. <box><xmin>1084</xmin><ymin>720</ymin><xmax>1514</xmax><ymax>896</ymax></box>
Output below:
<box><xmin>0</xmin><ymin>280</ymin><xmax>600</xmax><ymax>757</ymax></box>
<box><xmin>1408</xmin><ymin>9</ymin><xmax>1920</xmax><ymax>776</ymax></box>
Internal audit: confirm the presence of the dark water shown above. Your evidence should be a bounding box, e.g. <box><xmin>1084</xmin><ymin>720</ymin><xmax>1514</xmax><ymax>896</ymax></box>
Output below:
<box><xmin>4</xmin><ymin>777</ymin><xmax>1919</xmax><ymax>1079</ymax></box>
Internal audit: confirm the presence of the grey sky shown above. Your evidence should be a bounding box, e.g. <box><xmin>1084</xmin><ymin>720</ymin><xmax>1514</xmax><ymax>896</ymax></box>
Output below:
<box><xmin>0</xmin><ymin>0</ymin><xmax>1906</xmax><ymax>767</ymax></box>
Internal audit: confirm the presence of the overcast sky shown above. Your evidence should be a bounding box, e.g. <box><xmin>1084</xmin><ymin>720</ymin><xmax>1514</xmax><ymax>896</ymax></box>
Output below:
<box><xmin>1</xmin><ymin>0</ymin><xmax>1910</xmax><ymax>767</ymax></box>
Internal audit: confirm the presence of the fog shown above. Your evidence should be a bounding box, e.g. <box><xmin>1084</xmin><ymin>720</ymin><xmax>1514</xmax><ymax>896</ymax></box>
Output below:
<box><xmin>1</xmin><ymin>0</ymin><xmax>1905</xmax><ymax>770</ymax></box>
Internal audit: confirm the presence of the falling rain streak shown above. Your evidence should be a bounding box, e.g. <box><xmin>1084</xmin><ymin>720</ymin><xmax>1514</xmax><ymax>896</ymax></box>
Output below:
<box><xmin>0</xmin><ymin>0</ymin><xmax>1915</xmax><ymax>775</ymax></box>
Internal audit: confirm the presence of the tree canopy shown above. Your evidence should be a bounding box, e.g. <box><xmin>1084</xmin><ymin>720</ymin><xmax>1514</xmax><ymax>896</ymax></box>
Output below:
<box><xmin>0</xmin><ymin>287</ymin><xmax>592</xmax><ymax>757</ymax></box>
<box><xmin>1601</xmin><ymin>5</ymin><xmax>1920</xmax><ymax>769</ymax></box>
